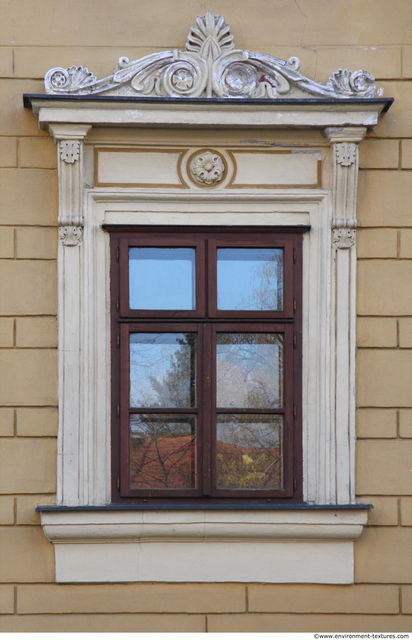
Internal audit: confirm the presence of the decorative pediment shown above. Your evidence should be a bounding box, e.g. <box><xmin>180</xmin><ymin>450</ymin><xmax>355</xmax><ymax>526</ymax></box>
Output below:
<box><xmin>44</xmin><ymin>11</ymin><xmax>376</xmax><ymax>100</ymax></box>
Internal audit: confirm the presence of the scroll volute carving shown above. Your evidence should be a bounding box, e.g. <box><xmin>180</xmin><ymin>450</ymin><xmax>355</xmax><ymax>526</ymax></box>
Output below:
<box><xmin>44</xmin><ymin>11</ymin><xmax>377</xmax><ymax>101</ymax></box>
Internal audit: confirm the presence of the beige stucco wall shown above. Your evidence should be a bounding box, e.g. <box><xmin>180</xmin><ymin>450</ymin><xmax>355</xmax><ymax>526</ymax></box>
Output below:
<box><xmin>0</xmin><ymin>0</ymin><xmax>411</xmax><ymax>632</ymax></box>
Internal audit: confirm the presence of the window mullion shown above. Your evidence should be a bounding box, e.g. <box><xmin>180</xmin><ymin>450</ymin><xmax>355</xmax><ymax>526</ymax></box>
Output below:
<box><xmin>202</xmin><ymin>322</ymin><xmax>212</xmax><ymax>496</ymax></box>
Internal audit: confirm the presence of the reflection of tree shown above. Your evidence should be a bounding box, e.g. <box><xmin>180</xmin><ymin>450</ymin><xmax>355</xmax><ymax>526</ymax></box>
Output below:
<box><xmin>217</xmin><ymin>416</ymin><xmax>283</xmax><ymax>489</ymax></box>
<box><xmin>148</xmin><ymin>335</ymin><xmax>196</xmax><ymax>408</ymax></box>
<box><xmin>129</xmin><ymin>329</ymin><xmax>284</xmax><ymax>490</ymax></box>
<box><xmin>129</xmin><ymin>334</ymin><xmax>197</xmax><ymax>489</ymax></box>
<box><xmin>130</xmin><ymin>415</ymin><xmax>195</xmax><ymax>489</ymax></box>
<box><xmin>217</xmin><ymin>334</ymin><xmax>283</xmax><ymax>409</ymax></box>
<box><xmin>130</xmin><ymin>333</ymin><xmax>195</xmax><ymax>408</ymax></box>
<box><xmin>235</xmin><ymin>250</ymin><xmax>283</xmax><ymax>311</ymax></box>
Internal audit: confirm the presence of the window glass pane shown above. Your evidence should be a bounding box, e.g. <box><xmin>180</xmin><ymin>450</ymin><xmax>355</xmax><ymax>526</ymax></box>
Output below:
<box><xmin>217</xmin><ymin>249</ymin><xmax>283</xmax><ymax>311</ymax></box>
<box><xmin>130</xmin><ymin>415</ymin><xmax>196</xmax><ymax>489</ymax></box>
<box><xmin>130</xmin><ymin>333</ymin><xmax>196</xmax><ymax>408</ymax></box>
<box><xmin>216</xmin><ymin>415</ymin><xmax>283</xmax><ymax>490</ymax></box>
<box><xmin>129</xmin><ymin>248</ymin><xmax>195</xmax><ymax>310</ymax></box>
<box><xmin>216</xmin><ymin>333</ymin><xmax>283</xmax><ymax>408</ymax></box>
<box><xmin>217</xmin><ymin>248</ymin><xmax>283</xmax><ymax>310</ymax></box>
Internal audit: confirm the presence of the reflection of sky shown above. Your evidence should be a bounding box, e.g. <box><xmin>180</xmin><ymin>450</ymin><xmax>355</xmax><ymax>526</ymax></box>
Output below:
<box><xmin>129</xmin><ymin>248</ymin><xmax>195</xmax><ymax>310</ymax></box>
<box><xmin>217</xmin><ymin>415</ymin><xmax>282</xmax><ymax>448</ymax></box>
<box><xmin>129</xmin><ymin>333</ymin><xmax>194</xmax><ymax>407</ymax></box>
<box><xmin>217</xmin><ymin>248</ymin><xmax>283</xmax><ymax>310</ymax></box>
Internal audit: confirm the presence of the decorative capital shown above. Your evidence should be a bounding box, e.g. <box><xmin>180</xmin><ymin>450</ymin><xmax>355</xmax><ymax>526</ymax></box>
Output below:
<box><xmin>59</xmin><ymin>140</ymin><xmax>80</xmax><ymax>163</ymax></box>
<box><xmin>43</xmin><ymin>12</ymin><xmax>377</xmax><ymax>101</ymax></box>
<box><xmin>324</xmin><ymin>126</ymin><xmax>367</xmax><ymax>145</ymax></box>
<box><xmin>332</xmin><ymin>228</ymin><xmax>356</xmax><ymax>249</ymax></box>
<box><xmin>59</xmin><ymin>224</ymin><xmax>83</xmax><ymax>246</ymax></box>
<box><xmin>336</xmin><ymin>143</ymin><xmax>356</xmax><ymax>166</ymax></box>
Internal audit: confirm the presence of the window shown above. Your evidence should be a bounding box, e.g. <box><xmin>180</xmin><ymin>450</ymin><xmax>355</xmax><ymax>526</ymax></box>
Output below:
<box><xmin>110</xmin><ymin>227</ymin><xmax>303</xmax><ymax>504</ymax></box>
<box><xmin>28</xmin><ymin>8</ymin><xmax>387</xmax><ymax>581</ymax></box>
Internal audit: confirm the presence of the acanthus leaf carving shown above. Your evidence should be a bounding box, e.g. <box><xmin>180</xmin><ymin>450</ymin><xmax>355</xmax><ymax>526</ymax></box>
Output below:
<box><xmin>336</xmin><ymin>143</ymin><xmax>356</xmax><ymax>166</ymax></box>
<box><xmin>43</xmin><ymin>11</ymin><xmax>377</xmax><ymax>100</ymax></box>
<box><xmin>327</xmin><ymin>69</ymin><xmax>375</xmax><ymax>98</ymax></box>
<box><xmin>332</xmin><ymin>228</ymin><xmax>356</xmax><ymax>249</ymax></box>
<box><xmin>59</xmin><ymin>140</ymin><xmax>80</xmax><ymax>163</ymax></box>
<box><xmin>59</xmin><ymin>225</ymin><xmax>83</xmax><ymax>246</ymax></box>
<box><xmin>186</xmin><ymin>11</ymin><xmax>234</xmax><ymax>60</ymax></box>
<box><xmin>45</xmin><ymin>65</ymin><xmax>97</xmax><ymax>94</ymax></box>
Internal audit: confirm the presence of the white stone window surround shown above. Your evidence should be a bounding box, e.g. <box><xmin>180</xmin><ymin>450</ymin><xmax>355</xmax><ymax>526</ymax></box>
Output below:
<box><xmin>25</xmin><ymin>108</ymin><xmax>391</xmax><ymax>584</ymax></box>
<box><xmin>24</xmin><ymin>10</ymin><xmax>393</xmax><ymax>583</ymax></box>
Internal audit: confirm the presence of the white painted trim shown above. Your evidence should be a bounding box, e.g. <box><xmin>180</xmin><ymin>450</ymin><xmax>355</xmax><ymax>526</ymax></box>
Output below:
<box><xmin>60</xmin><ymin>183</ymin><xmax>361</xmax><ymax>509</ymax></box>
<box><xmin>51</xmin><ymin>182</ymin><xmax>363</xmax><ymax>507</ymax></box>
<box><xmin>41</xmin><ymin>509</ymin><xmax>367</xmax><ymax>583</ymax></box>
<box><xmin>78</xmin><ymin>190</ymin><xmax>335</xmax><ymax>506</ymax></box>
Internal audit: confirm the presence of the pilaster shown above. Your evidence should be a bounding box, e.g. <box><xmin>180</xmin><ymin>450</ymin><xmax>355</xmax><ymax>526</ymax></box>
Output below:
<box><xmin>325</xmin><ymin>126</ymin><xmax>366</xmax><ymax>503</ymax></box>
<box><xmin>49</xmin><ymin>124</ymin><xmax>92</xmax><ymax>505</ymax></box>
<box><xmin>49</xmin><ymin>124</ymin><xmax>91</xmax><ymax>244</ymax></box>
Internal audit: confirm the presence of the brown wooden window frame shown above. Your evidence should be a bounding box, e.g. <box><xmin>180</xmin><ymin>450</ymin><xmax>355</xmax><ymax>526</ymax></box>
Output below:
<box><xmin>109</xmin><ymin>226</ymin><xmax>303</xmax><ymax>505</ymax></box>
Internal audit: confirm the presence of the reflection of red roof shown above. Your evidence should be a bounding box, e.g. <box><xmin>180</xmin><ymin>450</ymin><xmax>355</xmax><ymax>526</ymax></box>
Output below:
<box><xmin>130</xmin><ymin>435</ymin><xmax>195</xmax><ymax>489</ymax></box>
<box><xmin>130</xmin><ymin>435</ymin><xmax>281</xmax><ymax>490</ymax></box>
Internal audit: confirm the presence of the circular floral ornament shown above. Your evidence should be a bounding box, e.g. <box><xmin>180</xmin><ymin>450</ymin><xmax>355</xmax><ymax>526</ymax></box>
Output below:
<box><xmin>171</xmin><ymin>68</ymin><xmax>194</xmax><ymax>91</ymax></box>
<box><xmin>50</xmin><ymin>70</ymin><xmax>68</xmax><ymax>89</ymax></box>
<box><xmin>224</xmin><ymin>63</ymin><xmax>258</xmax><ymax>96</ymax></box>
<box><xmin>188</xmin><ymin>150</ymin><xmax>226</xmax><ymax>186</ymax></box>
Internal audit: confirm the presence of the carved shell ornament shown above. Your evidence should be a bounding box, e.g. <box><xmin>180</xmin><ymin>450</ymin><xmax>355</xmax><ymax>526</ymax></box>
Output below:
<box><xmin>44</xmin><ymin>11</ymin><xmax>377</xmax><ymax>100</ymax></box>
<box><xmin>189</xmin><ymin>150</ymin><xmax>226</xmax><ymax>186</ymax></box>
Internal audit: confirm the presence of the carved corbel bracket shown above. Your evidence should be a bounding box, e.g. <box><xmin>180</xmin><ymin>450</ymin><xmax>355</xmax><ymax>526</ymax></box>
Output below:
<box><xmin>325</xmin><ymin>127</ymin><xmax>366</xmax><ymax>250</ymax></box>
<box><xmin>49</xmin><ymin>124</ymin><xmax>92</xmax><ymax>246</ymax></box>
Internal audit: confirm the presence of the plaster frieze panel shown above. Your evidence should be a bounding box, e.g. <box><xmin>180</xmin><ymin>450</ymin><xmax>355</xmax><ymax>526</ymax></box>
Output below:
<box><xmin>43</xmin><ymin>11</ymin><xmax>377</xmax><ymax>101</ymax></box>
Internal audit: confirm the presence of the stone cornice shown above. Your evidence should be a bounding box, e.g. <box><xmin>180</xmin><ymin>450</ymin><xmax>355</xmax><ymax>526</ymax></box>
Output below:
<box><xmin>24</xmin><ymin>95</ymin><xmax>391</xmax><ymax>130</ymax></box>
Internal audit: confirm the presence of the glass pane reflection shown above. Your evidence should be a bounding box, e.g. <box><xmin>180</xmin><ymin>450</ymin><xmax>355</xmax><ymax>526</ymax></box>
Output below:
<box><xmin>130</xmin><ymin>415</ymin><xmax>196</xmax><ymax>489</ymax></box>
<box><xmin>216</xmin><ymin>415</ymin><xmax>283</xmax><ymax>489</ymax></box>
<box><xmin>216</xmin><ymin>333</ymin><xmax>283</xmax><ymax>408</ymax></box>
<box><xmin>217</xmin><ymin>248</ymin><xmax>283</xmax><ymax>310</ymax></box>
<box><xmin>130</xmin><ymin>333</ymin><xmax>196</xmax><ymax>408</ymax></box>
<box><xmin>129</xmin><ymin>247</ymin><xmax>195</xmax><ymax>310</ymax></box>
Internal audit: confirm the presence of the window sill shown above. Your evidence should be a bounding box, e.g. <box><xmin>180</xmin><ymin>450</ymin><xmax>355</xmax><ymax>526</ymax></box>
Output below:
<box><xmin>39</xmin><ymin>506</ymin><xmax>370</xmax><ymax>584</ymax></box>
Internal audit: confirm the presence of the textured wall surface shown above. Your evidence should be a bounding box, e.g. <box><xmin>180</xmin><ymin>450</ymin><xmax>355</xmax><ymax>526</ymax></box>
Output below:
<box><xmin>0</xmin><ymin>0</ymin><xmax>411</xmax><ymax>632</ymax></box>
